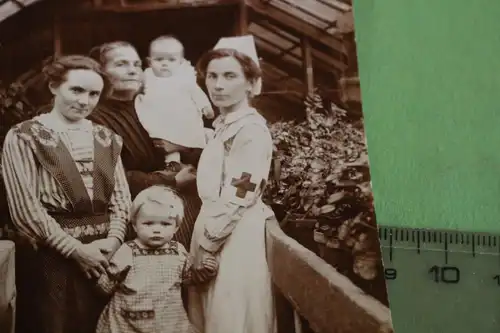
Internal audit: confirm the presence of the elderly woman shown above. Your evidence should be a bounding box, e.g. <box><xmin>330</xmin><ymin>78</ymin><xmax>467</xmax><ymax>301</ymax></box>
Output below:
<box><xmin>188</xmin><ymin>35</ymin><xmax>277</xmax><ymax>333</ymax></box>
<box><xmin>1</xmin><ymin>55</ymin><xmax>132</xmax><ymax>333</ymax></box>
<box><xmin>87</xmin><ymin>41</ymin><xmax>200</xmax><ymax>249</ymax></box>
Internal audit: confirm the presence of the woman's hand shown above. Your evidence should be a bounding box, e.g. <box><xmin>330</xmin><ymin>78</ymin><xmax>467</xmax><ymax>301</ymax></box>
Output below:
<box><xmin>174</xmin><ymin>165</ymin><xmax>197</xmax><ymax>187</ymax></box>
<box><xmin>191</xmin><ymin>246</ymin><xmax>219</xmax><ymax>285</ymax></box>
<box><xmin>193</xmin><ymin>246</ymin><xmax>216</xmax><ymax>269</ymax></box>
<box><xmin>71</xmin><ymin>243</ymin><xmax>110</xmax><ymax>279</ymax></box>
<box><xmin>91</xmin><ymin>237</ymin><xmax>121</xmax><ymax>260</ymax></box>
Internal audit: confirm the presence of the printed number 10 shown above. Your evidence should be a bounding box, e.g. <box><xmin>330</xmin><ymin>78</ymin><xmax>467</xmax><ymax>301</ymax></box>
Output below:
<box><xmin>429</xmin><ymin>265</ymin><xmax>460</xmax><ymax>284</ymax></box>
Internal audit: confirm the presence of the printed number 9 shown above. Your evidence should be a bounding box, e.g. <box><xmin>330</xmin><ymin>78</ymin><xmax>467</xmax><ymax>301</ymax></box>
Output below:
<box><xmin>384</xmin><ymin>268</ymin><xmax>397</xmax><ymax>280</ymax></box>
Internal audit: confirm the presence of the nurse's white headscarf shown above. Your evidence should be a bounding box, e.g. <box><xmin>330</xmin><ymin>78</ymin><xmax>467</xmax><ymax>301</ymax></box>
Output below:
<box><xmin>213</xmin><ymin>35</ymin><xmax>262</xmax><ymax>96</ymax></box>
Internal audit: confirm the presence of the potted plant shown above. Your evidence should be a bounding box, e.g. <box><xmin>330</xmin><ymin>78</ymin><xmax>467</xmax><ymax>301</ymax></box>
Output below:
<box><xmin>264</xmin><ymin>91</ymin><xmax>380</xmax><ymax>281</ymax></box>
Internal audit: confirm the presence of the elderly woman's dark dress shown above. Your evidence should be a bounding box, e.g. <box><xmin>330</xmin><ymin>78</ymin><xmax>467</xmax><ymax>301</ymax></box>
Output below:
<box><xmin>88</xmin><ymin>99</ymin><xmax>202</xmax><ymax>248</ymax></box>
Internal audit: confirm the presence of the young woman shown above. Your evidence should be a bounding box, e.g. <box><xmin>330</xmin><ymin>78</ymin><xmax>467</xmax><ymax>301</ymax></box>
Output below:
<box><xmin>188</xmin><ymin>35</ymin><xmax>277</xmax><ymax>333</ymax></box>
<box><xmin>1</xmin><ymin>55</ymin><xmax>132</xmax><ymax>333</ymax></box>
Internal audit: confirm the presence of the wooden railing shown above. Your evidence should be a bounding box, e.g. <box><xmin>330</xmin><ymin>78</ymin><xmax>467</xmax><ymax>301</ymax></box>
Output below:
<box><xmin>265</xmin><ymin>218</ymin><xmax>393</xmax><ymax>333</ymax></box>
<box><xmin>0</xmin><ymin>240</ymin><xmax>15</xmax><ymax>333</ymax></box>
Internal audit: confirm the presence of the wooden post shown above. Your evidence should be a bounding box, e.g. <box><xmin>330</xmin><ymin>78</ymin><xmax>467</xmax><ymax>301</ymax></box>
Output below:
<box><xmin>301</xmin><ymin>36</ymin><xmax>314</xmax><ymax>96</ymax></box>
<box><xmin>235</xmin><ymin>0</ymin><xmax>248</xmax><ymax>35</ymax></box>
<box><xmin>53</xmin><ymin>5</ymin><xmax>62</xmax><ymax>57</ymax></box>
<box><xmin>293</xmin><ymin>310</ymin><xmax>303</xmax><ymax>333</ymax></box>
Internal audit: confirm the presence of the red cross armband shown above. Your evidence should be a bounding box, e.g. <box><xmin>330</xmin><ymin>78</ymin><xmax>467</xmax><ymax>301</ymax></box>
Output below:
<box><xmin>220</xmin><ymin>169</ymin><xmax>266</xmax><ymax>207</ymax></box>
<box><xmin>219</xmin><ymin>123</ymin><xmax>273</xmax><ymax>207</ymax></box>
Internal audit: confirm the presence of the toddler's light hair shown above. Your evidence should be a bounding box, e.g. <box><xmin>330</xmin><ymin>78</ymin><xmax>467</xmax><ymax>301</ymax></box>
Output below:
<box><xmin>130</xmin><ymin>185</ymin><xmax>185</xmax><ymax>225</ymax></box>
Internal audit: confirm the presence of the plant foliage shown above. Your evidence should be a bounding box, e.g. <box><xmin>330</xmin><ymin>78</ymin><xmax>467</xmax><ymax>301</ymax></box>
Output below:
<box><xmin>264</xmin><ymin>90</ymin><xmax>381</xmax><ymax>280</ymax></box>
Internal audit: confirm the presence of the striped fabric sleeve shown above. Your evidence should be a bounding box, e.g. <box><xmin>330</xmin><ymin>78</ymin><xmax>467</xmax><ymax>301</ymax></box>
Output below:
<box><xmin>107</xmin><ymin>155</ymin><xmax>132</xmax><ymax>243</ymax></box>
<box><xmin>1</xmin><ymin>129</ymin><xmax>82</xmax><ymax>257</ymax></box>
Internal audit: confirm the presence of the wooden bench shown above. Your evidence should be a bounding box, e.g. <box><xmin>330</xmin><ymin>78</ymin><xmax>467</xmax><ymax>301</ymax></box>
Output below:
<box><xmin>265</xmin><ymin>218</ymin><xmax>393</xmax><ymax>333</ymax></box>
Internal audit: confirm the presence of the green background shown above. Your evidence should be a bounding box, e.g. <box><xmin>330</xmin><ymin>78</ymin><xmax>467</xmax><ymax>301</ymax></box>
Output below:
<box><xmin>353</xmin><ymin>0</ymin><xmax>500</xmax><ymax>233</ymax></box>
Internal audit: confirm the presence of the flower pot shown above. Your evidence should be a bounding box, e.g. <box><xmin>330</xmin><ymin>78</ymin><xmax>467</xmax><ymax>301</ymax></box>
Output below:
<box><xmin>339</xmin><ymin>76</ymin><xmax>361</xmax><ymax>104</ymax></box>
<box><xmin>313</xmin><ymin>229</ymin><xmax>326</xmax><ymax>244</ymax></box>
<box><xmin>319</xmin><ymin>246</ymin><xmax>345</xmax><ymax>269</ymax></box>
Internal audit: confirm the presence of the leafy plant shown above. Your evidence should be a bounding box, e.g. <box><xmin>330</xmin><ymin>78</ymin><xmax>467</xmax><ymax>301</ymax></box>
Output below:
<box><xmin>0</xmin><ymin>81</ymin><xmax>35</xmax><ymax>239</ymax></box>
<box><xmin>0</xmin><ymin>81</ymin><xmax>36</xmax><ymax>146</ymax></box>
<box><xmin>264</xmin><ymin>90</ymin><xmax>381</xmax><ymax>280</ymax></box>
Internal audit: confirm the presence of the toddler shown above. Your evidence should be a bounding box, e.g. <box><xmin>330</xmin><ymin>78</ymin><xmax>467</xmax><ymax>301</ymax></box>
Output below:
<box><xmin>95</xmin><ymin>186</ymin><xmax>218</xmax><ymax>333</ymax></box>
<box><xmin>135</xmin><ymin>35</ymin><xmax>215</xmax><ymax>171</ymax></box>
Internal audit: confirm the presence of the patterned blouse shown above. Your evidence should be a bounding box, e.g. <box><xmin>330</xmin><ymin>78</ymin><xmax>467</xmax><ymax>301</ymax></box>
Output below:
<box><xmin>1</xmin><ymin>113</ymin><xmax>131</xmax><ymax>257</ymax></box>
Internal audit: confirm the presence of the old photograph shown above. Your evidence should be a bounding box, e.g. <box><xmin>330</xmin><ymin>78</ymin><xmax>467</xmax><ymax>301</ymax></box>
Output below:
<box><xmin>0</xmin><ymin>1</ymin><xmax>393</xmax><ymax>333</ymax></box>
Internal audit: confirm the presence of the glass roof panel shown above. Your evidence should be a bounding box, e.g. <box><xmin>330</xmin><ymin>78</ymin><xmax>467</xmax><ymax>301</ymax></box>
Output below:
<box><xmin>18</xmin><ymin>0</ymin><xmax>42</xmax><ymax>5</ymax></box>
<box><xmin>268</xmin><ymin>0</ymin><xmax>327</xmax><ymax>30</ymax></box>
<box><xmin>266</xmin><ymin>0</ymin><xmax>350</xmax><ymax>34</ymax></box>
<box><xmin>0</xmin><ymin>0</ymin><xmax>41</xmax><ymax>22</ymax></box>
<box><xmin>280</xmin><ymin>0</ymin><xmax>341</xmax><ymax>24</ymax></box>
<box><xmin>0</xmin><ymin>1</ymin><xmax>20</xmax><ymax>22</ymax></box>
<box><xmin>319</xmin><ymin>0</ymin><xmax>351</xmax><ymax>12</ymax></box>
<box><xmin>250</xmin><ymin>21</ymin><xmax>346</xmax><ymax>73</ymax></box>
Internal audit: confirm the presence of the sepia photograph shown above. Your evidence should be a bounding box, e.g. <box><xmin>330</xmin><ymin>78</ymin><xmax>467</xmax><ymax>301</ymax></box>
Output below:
<box><xmin>0</xmin><ymin>1</ymin><xmax>393</xmax><ymax>333</ymax></box>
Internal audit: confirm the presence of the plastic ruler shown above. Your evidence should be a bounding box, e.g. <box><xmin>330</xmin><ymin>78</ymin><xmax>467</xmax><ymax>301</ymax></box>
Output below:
<box><xmin>379</xmin><ymin>226</ymin><xmax>500</xmax><ymax>333</ymax></box>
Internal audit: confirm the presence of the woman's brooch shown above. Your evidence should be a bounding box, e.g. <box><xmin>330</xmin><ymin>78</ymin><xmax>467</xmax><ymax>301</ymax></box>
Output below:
<box><xmin>30</xmin><ymin>122</ymin><xmax>59</xmax><ymax>148</ymax></box>
<box><xmin>94</xmin><ymin>127</ymin><xmax>113</xmax><ymax>147</ymax></box>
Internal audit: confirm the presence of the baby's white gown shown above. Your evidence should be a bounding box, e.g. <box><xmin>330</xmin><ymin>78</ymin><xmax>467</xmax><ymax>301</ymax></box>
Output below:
<box><xmin>135</xmin><ymin>64</ymin><xmax>208</xmax><ymax>149</ymax></box>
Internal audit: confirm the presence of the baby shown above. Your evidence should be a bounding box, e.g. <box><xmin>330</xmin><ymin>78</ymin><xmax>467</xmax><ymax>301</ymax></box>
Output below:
<box><xmin>95</xmin><ymin>186</ymin><xmax>218</xmax><ymax>333</ymax></box>
<box><xmin>135</xmin><ymin>35</ymin><xmax>215</xmax><ymax>171</ymax></box>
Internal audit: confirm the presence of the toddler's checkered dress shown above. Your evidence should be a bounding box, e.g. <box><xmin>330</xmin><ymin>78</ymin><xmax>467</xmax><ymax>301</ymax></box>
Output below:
<box><xmin>96</xmin><ymin>240</ymin><xmax>194</xmax><ymax>333</ymax></box>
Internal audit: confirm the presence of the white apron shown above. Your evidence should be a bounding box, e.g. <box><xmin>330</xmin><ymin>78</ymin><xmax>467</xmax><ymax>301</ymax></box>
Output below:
<box><xmin>188</xmin><ymin>108</ymin><xmax>277</xmax><ymax>333</ymax></box>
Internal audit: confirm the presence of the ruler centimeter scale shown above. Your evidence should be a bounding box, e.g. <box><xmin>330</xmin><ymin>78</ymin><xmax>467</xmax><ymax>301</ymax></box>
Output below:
<box><xmin>378</xmin><ymin>226</ymin><xmax>500</xmax><ymax>333</ymax></box>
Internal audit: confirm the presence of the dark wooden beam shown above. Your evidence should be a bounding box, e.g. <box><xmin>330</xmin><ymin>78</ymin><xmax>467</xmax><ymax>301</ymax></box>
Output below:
<box><xmin>84</xmin><ymin>0</ymin><xmax>240</xmax><ymax>12</ymax></box>
<box><xmin>256</xmin><ymin>37</ymin><xmax>338</xmax><ymax>87</ymax></box>
<box><xmin>235</xmin><ymin>1</ymin><xmax>248</xmax><ymax>35</ymax></box>
<box><xmin>53</xmin><ymin>2</ymin><xmax>61</xmax><ymax>57</ymax></box>
<box><xmin>253</xmin><ymin>94</ymin><xmax>303</xmax><ymax>123</ymax></box>
<box><xmin>301</xmin><ymin>36</ymin><xmax>314</xmax><ymax>96</ymax></box>
<box><xmin>257</xmin><ymin>45</ymin><xmax>304</xmax><ymax>82</ymax></box>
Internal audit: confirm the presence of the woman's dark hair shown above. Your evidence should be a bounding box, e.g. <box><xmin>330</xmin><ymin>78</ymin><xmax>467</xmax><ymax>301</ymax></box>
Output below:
<box><xmin>196</xmin><ymin>48</ymin><xmax>262</xmax><ymax>84</ymax></box>
<box><xmin>42</xmin><ymin>55</ymin><xmax>111</xmax><ymax>95</ymax></box>
<box><xmin>89</xmin><ymin>41</ymin><xmax>136</xmax><ymax>66</ymax></box>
